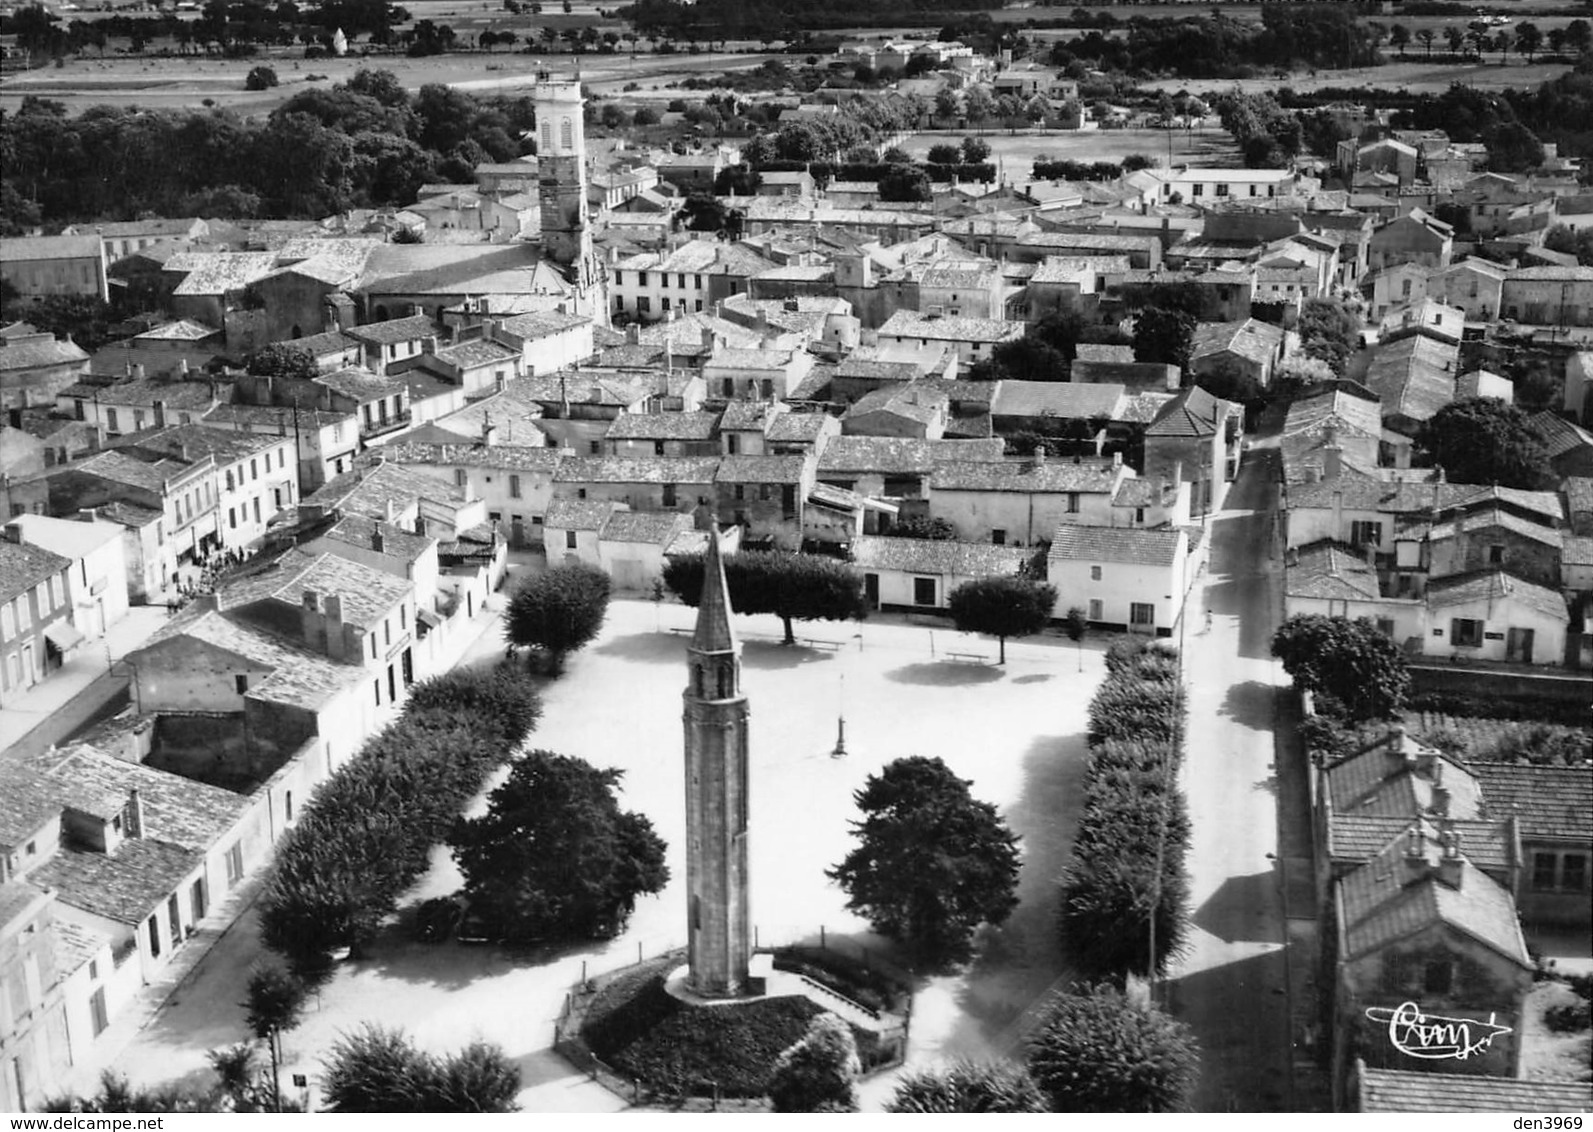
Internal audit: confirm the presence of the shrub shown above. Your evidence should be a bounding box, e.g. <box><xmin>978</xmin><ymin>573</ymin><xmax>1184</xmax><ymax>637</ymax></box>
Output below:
<box><xmin>321</xmin><ymin>1026</ymin><xmax>520</xmax><ymax>1112</ymax></box>
<box><xmin>887</xmin><ymin>1060</ymin><xmax>1049</xmax><ymax>1113</ymax></box>
<box><xmin>245</xmin><ymin>65</ymin><xmax>279</xmax><ymax>90</ymax></box>
<box><xmin>1545</xmin><ymin>1000</ymin><xmax>1591</xmax><ymax>1033</ymax></box>
<box><xmin>504</xmin><ymin>561</ymin><xmax>611</xmax><ymax>674</ymax></box>
<box><xmin>768</xmin><ymin>1013</ymin><xmax>860</xmax><ymax>1112</ymax></box>
<box><xmin>1026</xmin><ymin>985</ymin><xmax>1198</xmax><ymax>1113</ymax></box>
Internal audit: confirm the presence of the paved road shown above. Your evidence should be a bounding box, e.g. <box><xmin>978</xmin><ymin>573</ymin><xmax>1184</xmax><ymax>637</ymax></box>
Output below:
<box><xmin>1164</xmin><ymin>450</ymin><xmax>1293</xmax><ymax>1112</ymax></box>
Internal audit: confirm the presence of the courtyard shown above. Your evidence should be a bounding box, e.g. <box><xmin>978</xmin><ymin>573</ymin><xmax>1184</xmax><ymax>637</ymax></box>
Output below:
<box><xmin>100</xmin><ymin>596</ymin><xmax>1102</xmax><ymax>1111</ymax></box>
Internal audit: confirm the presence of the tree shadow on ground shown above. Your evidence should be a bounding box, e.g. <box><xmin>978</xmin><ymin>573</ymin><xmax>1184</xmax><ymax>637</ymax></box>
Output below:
<box><xmin>953</xmin><ymin>732</ymin><xmax>1092</xmax><ymax>1051</ymax></box>
<box><xmin>884</xmin><ymin>662</ymin><xmax>1004</xmax><ymax>687</ymax></box>
<box><xmin>1162</xmin><ymin>947</ymin><xmax>1291</xmax><ymax>1112</ymax></box>
<box><xmin>591</xmin><ymin>631</ymin><xmax>688</xmax><ymax>664</ymax></box>
<box><xmin>1191</xmin><ymin>870</ymin><xmax>1283</xmax><ymax>947</ymax></box>
<box><xmin>1220</xmin><ymin>680</ymin><xmax>1279</xmax><ymax>732</ymax></box>
<box><xmin>1253</xmin><ymin>773</ymin><xmax>1278</xmax><ymax>796</ymax></box>
<box><xmin>1012</xmin><ymin>673</ymin><xmax>1054</xmax><ymax>685</ymax></box>
<box><xmin>741</xmin><ymin>639</ymin><xmax>839</xmax><ymax>670</ymax></box>
<box><xmin>1203</xmin><ymin>570</ymin><xmax>1278</xmax><ymax>661</ymax></box>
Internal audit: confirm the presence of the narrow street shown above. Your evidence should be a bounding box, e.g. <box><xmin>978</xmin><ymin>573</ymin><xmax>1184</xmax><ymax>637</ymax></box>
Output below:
<box><xmin>1163</xmin><ymin>448</ymin><xmax>1294</xmax><ymax>1111</ymax></box>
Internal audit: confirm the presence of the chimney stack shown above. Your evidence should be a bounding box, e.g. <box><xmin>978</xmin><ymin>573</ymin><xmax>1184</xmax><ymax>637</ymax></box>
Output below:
<box><xmin>323</xmin><ymin>594</ymin><xmax>346</xmax><ymax>662</ymax></box>
<box><xmin>372</xmin><ymin>526</ymin><xmax>385</xmax><ymax>554</ymax></box>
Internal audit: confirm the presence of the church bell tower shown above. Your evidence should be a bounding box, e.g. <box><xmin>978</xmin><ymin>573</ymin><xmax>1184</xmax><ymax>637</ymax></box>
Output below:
<box><xmin>681</xmin><ymin>526</ymin><xmax>752</xmax><ymax>997</ymax></box>
<box><xmin>531</xmin><ymin>76</ymin><xmax>605</xmax><ymax>320</ymax></box>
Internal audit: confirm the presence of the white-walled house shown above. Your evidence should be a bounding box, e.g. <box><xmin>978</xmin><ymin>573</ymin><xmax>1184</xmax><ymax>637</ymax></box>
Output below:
<box><xmin>849</xmin><ymin>537</ymin><xmax>1031</xmax><ymax>612</ymax></box>
<box><xmin>5</xmin><ymin>514</ymin><xmax>130</xmax><ymax>639</ymax></box>
<box><xmin>1047</xmin><ymin>524</ymin><xmax>1190</xmax><ymax>636</ymax></box>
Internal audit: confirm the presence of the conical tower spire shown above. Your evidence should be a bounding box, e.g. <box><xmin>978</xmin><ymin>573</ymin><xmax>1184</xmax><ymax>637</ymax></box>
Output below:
<box><xmin>692</xmin><ymin>523</ymin><xmax>736</xmax><ymax>653</ymax></box>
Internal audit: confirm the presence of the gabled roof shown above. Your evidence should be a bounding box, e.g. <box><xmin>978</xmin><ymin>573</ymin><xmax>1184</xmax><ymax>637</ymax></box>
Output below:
<box><xmin>343</xmin><ymin>315</ymin><xmax>439</xmax><ymax>346</ymax></box>
<box><xmin>544</xmin><ymin>498</ymin><xmax>619</xmax><ymax>531</ymax></box>
<box><xmin>1338</xmin><ymin>830</ymin><xmax>1528</xmax><ymax>966</ymax></box>
<box><xmin>715</xmin><ymin>454</ymin><xmax>809</xmax><ymax>484</ymax></box>
<box><xmin>1365</xmin><ymin>334</ymin><xmax>1458</xmax><ymax>425</ymax></box>
<box><xmin>605</xmin><ymin>411</ymin><xmax>720</xmax><ymax>442</ymax></box>
<box><xmin>849</xmin><ymin>536</ymin><xmax>1031</xmax><ymax>577</ymax></box>
<box><xmin>1326</xmin><ymin>731</ymin><xmax>1483</xmax><ymax>820</ymax></box>
<box><xmin>0</xmin><ymin>336</ymin><xmax>89</xmax><ymax>372</ymax></box>
<box><xmin>1529</xmin><ymin>410</ymin><xmax>1593</xmax><ymax>459</ymax></box>
<box><xmin>553</xmin><ymin>456</ymin><xmax>720</xmax><ymax>485</ymax></box>
<box><xmin>1146</xmin><ymin>385</ymin><xmax>1233</xmax><ymax>438</ymax></box>
<box><xmin>992</xmin><ymin>380</ymin><xmax>1125</xmax><ymax>420</ymax></box>
<box><xmin>1358</xmin><ymin>1067</ymin><xmax>1592</xmax><ymax>1114</ymax></box>
<box><xmin>217</xmin><ymin>547</ymin><xmax>411</xmax><ymax>630</ymax></box>
<box><xmin>304</xmin><ymin>459</ymin><xmax>468</xmax><ymax>517</ymax></box>
<box><xmin>930</xmin><ymin>459</ymin><xmax>1121</xmax><ymax>494</ymax></box>
<box><xmin>0</xmin><ymin>541</ymin><xmax>71</xmax><ymax>603</ymax></box>
<box><xmin>1190</xmin><ymin>318</ymin><xmax>1284</xmax><ymax>366</ymax></box>
<box><xmin>1285</xmin><ymin>540</ymin><xmax>1382</xmax><ymax>602</ymax></box>
<box><xmin>600</xmin><ymin>509</ymin><xmax>691</xmax><ymax>547</ymax></box>
<box><xmin>1048</xmin><ymin>524</ymin><xmax>1184</xmax><ymax>567</ymax></box>
<box><xmin>1472</xmin><ymin>762</ymin><xmax>1593</xmax><ymax>842</ymax></box>
<box><xmin>817</xmin><ymin>436</ymin><xmax>1006</xmax><ymax>476</ymax></box>
<box><xmin>1424</xmin><ymin>569</ymin><xmax>1567</xmax><ymax>622</ymax></box>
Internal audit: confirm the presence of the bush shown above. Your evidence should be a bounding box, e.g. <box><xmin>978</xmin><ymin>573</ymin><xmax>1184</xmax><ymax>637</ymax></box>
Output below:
<box><xmin>1026</xmin><ymin>985</ymin><xmax>1198</xmax><ymax>1113</ymax></box>
<box><xmin>245</xmin><ymin>65</ymin><xmax>279</xmax><ymax>90</ymax></box>
<box><xmin>321</xmin><ymin>1026</ymin><xmax>520</xmax><ymax>1112</ymax></box>
<box><xmin>504</xmin><ymin>561</ymin><xmax>611</xmax><ymax>673</ymax></box>
<box><xmin>887</xmin><ymin>1060</ymin><xmax>1049</xmax><ymax>1113</ymax></box>
<box><xmin>258</xmin><ymin>666</ymin><xmax>541</xmax><ymax>979</ymax></box>
<box><xmin>768</xmin><ymin>1013</ymin><xmax>860</xmax><ymax>1112</ymax></box>
<box><xmin>1544</xmin><ymin>1000</ymin><xmax>1591</xmax><ymax>1033</ymax></box>
<box><xmin>583</xmin><ymin>974</ymin><xmax>881</xmax><ymax>1099</ymax></box>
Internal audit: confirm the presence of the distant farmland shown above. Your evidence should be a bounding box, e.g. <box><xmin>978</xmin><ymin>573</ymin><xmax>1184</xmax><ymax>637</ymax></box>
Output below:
<box><xmin>899</xmin><ymin>127</ymin><xmax>1242</xmax><ymax>173</ymax></box>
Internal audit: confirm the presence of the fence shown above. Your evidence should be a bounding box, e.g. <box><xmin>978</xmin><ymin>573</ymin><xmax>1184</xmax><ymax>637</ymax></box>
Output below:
<box><xmin>551</xmin><ymin>927</ymin><xmax>915</xmax><ymax>1111</ymax></box>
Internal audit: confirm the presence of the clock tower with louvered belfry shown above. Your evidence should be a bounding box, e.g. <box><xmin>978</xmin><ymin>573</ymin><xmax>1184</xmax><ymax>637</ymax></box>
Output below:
<box><xmin>680</xmin><ymin>523</ymin><xmax>753</xmax><ymax>997</ymax></box>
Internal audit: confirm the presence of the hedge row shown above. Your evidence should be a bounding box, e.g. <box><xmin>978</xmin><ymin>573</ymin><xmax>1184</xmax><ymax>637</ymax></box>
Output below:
<box><xmin>1058</xmin><ymin>639</ymin><xmax>1192</xmax><ymax>981</ymax></box>
<box><xmin>258</xmin><ymin>665</ymin><xmax>543</xmax><ymax>980</ymax></box>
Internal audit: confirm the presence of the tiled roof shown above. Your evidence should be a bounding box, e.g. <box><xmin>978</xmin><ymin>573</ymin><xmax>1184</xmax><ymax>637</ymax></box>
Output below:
<box><xmin>992</xmin><ymin>380</ymin><xmax>1125</xmax><ymax>420</ymax></box>
<box><xmin>284</xmin><ymin>329</ymin><xmax>358</xmax><ymax>357</ymax></box>
<box><xmin>380</xmin><ymin>440</ymin><xmax>561</xmax><ymax>473</ymax></box>
<box><xmin>1566</xmin><ymin>534</ymin><xmax>1593</xmax><ymax>565</ymax></box>
<box><xmin>720</xmin><ymin>401</ymin><xmax>783</xmax><ymax>431</ymax></box>
<box><xmin>343</xmin><ymin>315</ymin><xmax>438</xmax><ymax>346</ymax></box>
<box><xmin>1366</xmin><ymin>334</ymin><xmax>1458</xmax><ymax>425</ymax></box>
<box><xmin>5</xmin><ymin>515</ymin><xmax>121</xmax><ymax>561</ymax></box>
<box><xmin>1111</xmin><ymin>477</ymin><xmax>1178</xmax><ymax>508</ymax></box>
<box><xmin>320</xmin><ymin>514</ymin><xmax>435</xmax><ymax>564</ymax></box>
<box><xmin>553</xmin><ymin>456</ymin><xmax>720</xmax><ymax>485</ymax></box>
<box><xmin>1075</xmin><ymin>343</ymin><xmax>1136</xmax><ymax>364</ymax></box>
<box><xmin>59</xmin><ymin>377</ymin><xmax>222</xmax><ymax>409</ymax></box>
<box><xmin>1473</xmin><ymin>763</ymin><xmax>1593</xmax><ymax>842</ymax></box>
<box><xmin>0</xmin><ymin>337</ymin><xmax>89</xmax><ymax>371</ymax></box>
<box><xmin>68</xmin><ymin>449</ymin><xmax>184</xmax><ymax>493</ymax></box>
<box><xmin>305</xmin><ymin>459</ymin><xmax>468</xmax><ymax>517</ymax></box>
<box><xmin>315</xmin><ymin>367</ymin><xmax>408</xmax><ymax>402</ymax></box>
<box><xmin>600</xmin><ymin>509</ymin><xmax>690</xmax><ymax>546</ymax></box>
<box><xmin>29</xmin><ymin>743</ymin><xmax>248</xmax><ymax>849</ymax></box>
<box><xmin>137</xmin><ymin>607</ymin><xmax>366</xmax><ymax>712</ymax></box>
<box><xmin>715</xmin><ymin>455</ymin><xmax>809</xmax><ymax>484</ymax></box>
<box><xmin>1147</xmin><ymin>385</ymin><xmax>1233</xmax><ymax>438</ymax></box>
<box><xmin>218</xmin><ymin>547</ymin><xmax>411</xmax><ymax>630</ymax></box>
<box><xmin>1338</xmin><ymin>832</ymin><xmax>1528</xmax><ymax>965</ymax></box>
<box><xmin>765</xmin><ymin>412</ymin><xmax>830</xmax><ymax>443</ymax></box>
<box><xmin>434</xmin><ymin>338</ymin><xmax>518</xmax><ymax>370</ymax></box>
<box><xmin>1563</xmin><ymin>475</ymin><xmax>1593</xmax><ymax>515</ymax></box>
<box><xmin>849</xmin><ymin>536</ymin><xmax>1031</xmax><ymax>577</ymax></box>
<box><xmin>878</xmin><ymin>311</ymin><xmax>1026</xmax><ymax>344</ymax></box>
<box><xmin>30</xmin><ymin>837</ymin><xmax>203</xmax><ymax>925</ymax></box>
<box><xmin>544</xmin><ymin>499</ymin><xmax>619</xmax><ymax>531</ymax></box>
<box><xmin>1424</xmin><ymin>569</ymin><xmax>1567</xmax><ymax>622</ymax></box>
<box><xmin>1190</xmin><ymin>318</ymin><xmax>1284</xmax><ymax>366</ymax></box>
<box><xmin>1425</xmin><ymin>506</ymin><xmax>1562</xmax><ymax>549</ymax></box>
<box><xmin>112</xmin><ymin>422</ymin><xmax>283</xmax><ymax>466</ymax></box>
<box><xmin>1327</xmin><ymin>734</ymin><xmax>1483</xmax><ymax>820</ymax></box>
<box><xmin>509</xmin><ymin>371</ymin><xmax>651</xmax><ymax>409</ymax></box>
<box><xmin>931</xmin><ymin>459</ymin><xmax>1121</xmax><ymax>494</ymax></box>
<box><xmin>819</xmin><ymin>436</ymin><xmax>1006</xmax><ymax>475</ymax></box>
<box><xmin>1530</xmin><ymin>410</ymin><xmax>1593</xmax><ymax>460</ymax></box>
<box><xmin>202</xmin><ymin>403</ymin><xmax>352</xmax><ymax>430</ymax></box>
<box><xmin>0</xmin><ymin>541</ymin><xmax>71</xmax><ymax>603</ymax></box>
<box><xmin>1329</xmin><ymin>815</ymin><xmax>1514</xmax><ymax>873</ymax></box>
<box><xmin>497</xmin><ymin>310</ymin><xmax>589</xmax><ymax>339</ymax></box>
<box><xmin>0</xmin><ymin>761</ymin><xmax>80</xmax><ymax>848</ymax></box>
<box><xmin>704</xmin><ymin>348</ymin><xmax>796</xmax><ymax>372</ymax></box>
<box><xmin>605</xmin><ymin>411</ymin><xmax>720</xmax><ymax>441</ymax></box>
<box><xmin>0</xmin><ymin>234</ymin><xmax>103</xmax><ymax>261</ymax></box>
<box><xmin>1359</xmin><ymin>1067</ymin><xmax>1592</xmax><ymax>1113</ymax></box>
<box><xmin>1286</xmin><ymin>540</ymin><xmax>1382</xmax><ymax>602</ymax></box>
<box><xmin>1049</xmin><ymin>524</ymin><xmax>1183</xmax><ymax>567</ymax></box>
<box><xmin>170</xmin><ymin>252</ymin><xmax>279</xmax><ymax>295</ymax></box>
<box><xmin>1117</xmin><ymin>391</ymin><xmax>1176</xmax><ymax>424</ymax></box>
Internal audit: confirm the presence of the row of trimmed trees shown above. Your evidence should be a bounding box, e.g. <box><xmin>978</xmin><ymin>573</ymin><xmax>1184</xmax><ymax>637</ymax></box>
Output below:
<box><xmin>1059</xmin><ymin>640</ymin><xmax>1192</xmax><ymax>980</ymax></box>
<box><xmin>257</xmin><ymin>665</ymin><xmax>543</xmax><ymax>980</ymax></box>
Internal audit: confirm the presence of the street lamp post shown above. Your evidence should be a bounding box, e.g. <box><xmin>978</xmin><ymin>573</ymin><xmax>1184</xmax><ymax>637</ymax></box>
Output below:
<box><xmin>831</xmin><ymin>673</ymin><xmax>847</xmax><ymax>758</ymax></box>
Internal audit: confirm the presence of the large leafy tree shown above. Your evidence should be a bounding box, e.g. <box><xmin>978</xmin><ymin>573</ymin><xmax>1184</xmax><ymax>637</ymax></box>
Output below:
<box><xmin>246</xmin><ymin>343</ymin><xmax>319</xmax><ymax>380</ymax></box>
<box><xmin>1270</xmin><ymin>614</ymin><xmax>1411</xmax><ymax>721</ymax></box>
<box><xmin>947</xmin><ymin>575</ymin><xmax>1058</xmax><ymax>664</ymax></box>
<box><xmin>504</xmin><ymin>561</ymin><xmax>612</xmax><ymax>674</ymax></box>
<box><xmin>449</xmin><ymin>751</ymin><xmax>668</xmax><ymax>943</ymax></box>
<box><xmin>1296</xmin><ymin>298</ymin><xmax>1361</xmax><ymax>376</ymax></box>
<box><xmin>887</xmin><ymin>1060</ymin><xmax>1049</xmax><ymax>1113</ymax></box>
<box><xmin>1132</xmin><ymin>306</ymin><xmax>1196</xmax><ymax>369</ymax></box>
<box><xmin>828</xmin><ymin>756</ymin><xmax>1021</xmax><ymax>968</ymax></box>
<box><xmin>1026</xmin><ymin>986</ymin><xmax>1199</xmax><ymax>1113</ymax></box>
<box><xmin>662</xmin><ymin>550</ymin><xmax>866</xmax><ymax>645</ymax></box>
<box><xmin>1414</xmin><ymin>397</ymin><xmax>1557</xmax><ymax>490</ymax></box>
<box><xmin>321</xmin><ymin>1026</ymin><xmax>520</xmax><ymax>1113</ymax></box>
<box><xmin>767</xmin><ymin>1013</ymin><xmax>860</xmax><ymax>1113</ymax></box>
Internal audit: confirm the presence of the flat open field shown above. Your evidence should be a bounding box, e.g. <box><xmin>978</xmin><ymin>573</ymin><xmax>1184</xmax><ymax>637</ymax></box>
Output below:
<box><xmin>0</xmin><ymin>48</ymin><xmax>785</xmax><ymax>115</ymax></box>
<box><xmin>1142</xmin><ymin>58</ymin><xmax>1574</xmax><ymax>95</ymax></box>
<box><xmin>901</xmin><ymin>125</ymin><xmax>1241</xmax><ymax>171</ymax></box>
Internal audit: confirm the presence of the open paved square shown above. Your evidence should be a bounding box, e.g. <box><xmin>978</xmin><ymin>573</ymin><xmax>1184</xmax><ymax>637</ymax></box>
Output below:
<box><xmin>104</xmin><ymin>597</ymin><xmax>1101</xmax><ymax>1111</ymax></box>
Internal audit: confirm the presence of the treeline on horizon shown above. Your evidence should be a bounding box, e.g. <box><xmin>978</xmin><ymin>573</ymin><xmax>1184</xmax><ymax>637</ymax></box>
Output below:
<box><xmin>618</xmin><ymin>0</ymin><xmax>1003</xmax><ymax>38</ymax></box>
<box><xmin>0</xmin><ymin>69</ymin><xmax>536</xmax><ymax>231</ymax></box>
